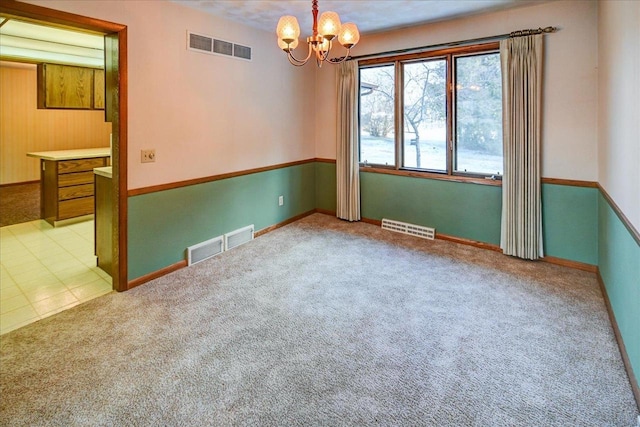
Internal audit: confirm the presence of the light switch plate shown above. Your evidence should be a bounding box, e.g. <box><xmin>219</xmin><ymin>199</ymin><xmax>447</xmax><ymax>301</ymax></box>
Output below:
<box><xmin>141</xmin><ymin>149</ymin><xmax>155</xmax><ymax>163</ymax></box>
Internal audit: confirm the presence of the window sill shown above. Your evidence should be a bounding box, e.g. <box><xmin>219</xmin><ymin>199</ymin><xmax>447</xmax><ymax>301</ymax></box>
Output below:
<box><xmin>359</xmin><ymin>166</ymin><xmax>502</xmax><ymax>187</ymax></box>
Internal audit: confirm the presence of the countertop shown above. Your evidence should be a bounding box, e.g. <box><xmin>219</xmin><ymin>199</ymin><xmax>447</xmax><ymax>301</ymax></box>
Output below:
<box><xmin>27</xmin><ymin>147</ymin><xmax>110</xmax><ymax>161</ymax></box>
<box><xmin>94</xmin><ymin>166</ymin><xmax>112</xmax><ymax>179</ymax></box>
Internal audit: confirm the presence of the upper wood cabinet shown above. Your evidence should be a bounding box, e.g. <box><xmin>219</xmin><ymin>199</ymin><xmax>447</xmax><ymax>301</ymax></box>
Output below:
<box><xmin>93</xmin><ymin>69</ymin><xmax>105</xmax><ymax>110</ymax></box>
<box><xmin>37</xmin><ymin>63</ymin><xmax>105</xmax><ymax>110</ymax></box>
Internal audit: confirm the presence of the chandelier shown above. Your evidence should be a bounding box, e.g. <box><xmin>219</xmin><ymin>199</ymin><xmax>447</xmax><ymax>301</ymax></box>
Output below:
<box><xmin>276</xmin><ymin>0</ymin><xmax>360</xmax><ymax>67</ymax></box>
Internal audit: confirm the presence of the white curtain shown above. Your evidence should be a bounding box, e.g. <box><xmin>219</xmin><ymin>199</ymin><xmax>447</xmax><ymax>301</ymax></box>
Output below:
<box><xmin>500</xmin><ymin>34</ymin><xmax>544</xmax><ymax>260</ymax></box>
<box><xmin>336</xmin><ymin>60</ymin><xmax>361</xmax><ymax>221</ymax></box>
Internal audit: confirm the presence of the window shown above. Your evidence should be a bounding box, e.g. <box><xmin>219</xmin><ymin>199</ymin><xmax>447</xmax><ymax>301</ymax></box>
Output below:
<box><xmin>360</xmin><ymin>65</ymin><xmax>395</xmax><ymax>166</ymax></box>
<box><xmin>359</xmin><ymin>43</ymin><xmax>503</xmax><ymax>178</ymax></box>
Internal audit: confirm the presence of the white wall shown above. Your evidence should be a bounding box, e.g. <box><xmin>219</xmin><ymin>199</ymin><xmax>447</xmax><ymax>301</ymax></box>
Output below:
<box><xmin>21</xmin><ymin>1</ymin><xmax>606</xmax><ymax>188</ymax></box>
<box><xmin>598</xmin><ymin>0</ymin><xmax>640</xmax><ymax>231</ymax></box>
<box><xmin>315</xmin><ymin>0</ymin><xmax>599</xmax><ymax>182</ymax></box>
<box><xmin>25</xmin><ymin>0</ymin><xmax>316</xmax><ymax>190</ymax></box>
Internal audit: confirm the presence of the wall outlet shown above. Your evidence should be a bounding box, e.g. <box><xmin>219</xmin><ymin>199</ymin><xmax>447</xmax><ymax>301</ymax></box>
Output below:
<box><xmin>141</xmin><ymin>149</ymin><xmax>155</xmax><ymax>163</ymax></box>
<box><xmin>278</xmin><ymin>195</ymin><xmax>284</xmax><ymax>206</ymax></box>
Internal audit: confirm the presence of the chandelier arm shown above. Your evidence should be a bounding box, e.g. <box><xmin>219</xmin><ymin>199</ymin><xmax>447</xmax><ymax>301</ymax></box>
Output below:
<box><xmin>287</xmin><ymin>55</ymin><xmax>307</xmax><ymax>67</ymax></box>
<box><xmin>314</xmin><ymin>40</ymin><xmax>332</xmax><ymax>63</ymax></box>
<box><xmin>286</xmin><ymin>42</ymin><xmax>315</xmax><ymax>65</ymax></box>
<box><xmin>327</xmin><ymin>48</ymin><xmax>352</xmax><ymax>64</ymax></box>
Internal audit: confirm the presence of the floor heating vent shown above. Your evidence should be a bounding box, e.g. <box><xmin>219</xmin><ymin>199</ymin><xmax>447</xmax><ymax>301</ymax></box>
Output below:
<box><xmin>225</xmin><ymin>225</ymin><xmax>254</xmax><ymax>251</ymax></box>
<box><xmin>381</xmin><ymin>218</ymin><xmax>435</xmax><ymax>240</ymax></box>
<box><xmin>186</xmin><ymin>236</ymin><xmax>224</xmax><ymax>266</ymax></box>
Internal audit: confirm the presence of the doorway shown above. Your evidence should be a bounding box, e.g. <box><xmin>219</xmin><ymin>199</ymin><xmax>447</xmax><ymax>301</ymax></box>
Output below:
<box><xmin>0</xmin><ymin>1</ymin><xmax>128</xmax><ymax>332</ymax></box>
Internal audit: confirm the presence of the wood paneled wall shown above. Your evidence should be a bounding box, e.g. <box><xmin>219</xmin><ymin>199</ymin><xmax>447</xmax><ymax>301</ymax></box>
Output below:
<box><xmin>0</xmin><ymin>61</ymin><xmax>112</xmax><ymax>185</ymax></box>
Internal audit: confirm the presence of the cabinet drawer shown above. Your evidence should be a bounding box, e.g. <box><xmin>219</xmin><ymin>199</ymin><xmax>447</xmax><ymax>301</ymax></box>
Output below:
<box><xmin>59</xmin><ymin>197</ymin><xmax>94</xmax><ymax>219</ymax></box>
<box><xmin>58</xmin><ymin>158</ymin><xmax>106</xmax><ymax>173</ymax></box>
<box><xmin>58</xmin><ymin>171</ymin><xmax>95</xmax><ymax>187</ymax></box>
<box><xmin>59</xmin><ymin>184</ymin><xmax>94</xmax><ymax>201</ymax></box>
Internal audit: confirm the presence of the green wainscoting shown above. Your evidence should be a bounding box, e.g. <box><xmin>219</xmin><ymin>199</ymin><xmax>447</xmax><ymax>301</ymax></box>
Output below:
<box><xmin>315</xmin><ymin>162</ymin><xmax>336</xmax><ymax>212</ymax></box>
<box><xmin>542</xmin><ymin>184</ymin><xmax>598</xmax><ymax>265</ymax></box>
<box><xmin>313</xmin><ymin>165</ymin><xmax>599</xmax><ymax>265</ymax></box>
<box><xmin>128</xmin><ymin>163</ymin><xmax>316</xmax><ymax>280</ymax></box>
<box><xmin>129</xmin><ymin>161</ymin><xmax>600</xmax><ymax>279</ymax></box>
<box><xmin>598</xmin><ymin>193</ymin><xmax>640</xmax><ymax>383</ymax></box>
<box><xmin>360</xmin><ymin>171</ymin><xmax>502</xmax><ymax>245</ymax></box>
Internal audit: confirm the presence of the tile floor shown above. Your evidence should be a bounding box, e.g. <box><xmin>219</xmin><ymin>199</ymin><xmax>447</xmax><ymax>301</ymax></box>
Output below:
<box><xmin>0</xmin><ymin>219</ymin><xmax>112</xmax><ymax>335</ymax></box>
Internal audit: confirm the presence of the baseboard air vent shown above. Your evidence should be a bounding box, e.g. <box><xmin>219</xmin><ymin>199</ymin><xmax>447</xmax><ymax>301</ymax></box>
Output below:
<box><xmin>225</xmin><ymin>225</ymin><xmax>254</xmax><ymax>251</ymax></box>
<box><xmin>381</xmin><ymin>218</ymin><xmax>435</xmax><ymax>240</ymax></box>
<box><xmin>187</xmin><ymin>31</ymin><xmax>252</xmax><ymax>61</ymax></box>
<box><xmin>187</xmin><ymin>236</ymin><xmax>224</xmax><ymax>266</ymax></box>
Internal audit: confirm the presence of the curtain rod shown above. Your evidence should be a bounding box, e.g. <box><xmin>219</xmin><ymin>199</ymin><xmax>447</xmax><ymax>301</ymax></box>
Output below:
<box><xmin>349</xmin><ymin>26</ymin><xmax>556</xmax><ymax>61</ymax></box>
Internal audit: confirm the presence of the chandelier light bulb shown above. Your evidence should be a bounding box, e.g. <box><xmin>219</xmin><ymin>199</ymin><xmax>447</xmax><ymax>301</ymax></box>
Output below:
<box><xmin>317</xmin><ymin>38</ymin><xmax>330</xmax><ymax>53</ymax></box>
<box><xmin>276</xmin><ymin>15</ymin><xmax>300</xmax><ymax>43</ymax></box>
<box><xmin>338</xmin><ymin>23</ymin><xmax>360</xmax><ymax>48</ymax></box>
<box><xmin>278</xmin><ymin>38</ymin><xmax>299</xmax><ymax>52</ymax></box>
<box><xmin>318</xmin><ymin>11</ymin><xmax>341</xmax><ymax>40</ymax></box>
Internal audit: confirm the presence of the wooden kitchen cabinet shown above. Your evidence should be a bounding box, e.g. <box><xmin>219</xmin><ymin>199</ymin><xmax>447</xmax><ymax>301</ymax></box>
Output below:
<box><xmin>93</xmin><ymin>69</ymin><xmax>105</xmax><ymax>109</ymax></box>
<box><xmin>37</xmin><ymin>63</ymin><xmax>105</xmax><ymax>110</ymax></box>
<box><xmin>27</xmin><ymin>148</ymin><xmax>111</xmax><ymax>226</ymax></box>
<box><xmin>42</xmin><ymin>157</ymin><xmax>107</xmax><ymax>225</ymax></box>
<box><xmin>94</xmin><ymin>168</ymin><xmax>113</xmax><ymax>276</ymax></box>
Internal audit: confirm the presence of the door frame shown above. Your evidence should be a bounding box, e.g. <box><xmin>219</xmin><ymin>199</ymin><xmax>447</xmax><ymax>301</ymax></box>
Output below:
<box><xmin>1</xmin><ymin>0</ymin><xmax>128</xmax><ymax>291</ymax></box>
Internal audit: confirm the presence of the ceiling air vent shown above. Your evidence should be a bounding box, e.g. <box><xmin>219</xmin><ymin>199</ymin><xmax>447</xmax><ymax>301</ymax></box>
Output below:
<box><xmin>213</xmin><ymin>39</ymin><xmax>233</xmax><ymax>56</ymax></box>
<box><xmin>233</xmin><ymin>44</ymin><xmax>252</xmax><ymax>60</ymax></box>
<box><xmin>189</xmin><ymin>32</ymin><xmax>213</xmax><ymax>52</ymax></box>
<box><xmin>187</xmin><ymin>31</ymin><xmax>252</xmax><ymax>61</ymax></box>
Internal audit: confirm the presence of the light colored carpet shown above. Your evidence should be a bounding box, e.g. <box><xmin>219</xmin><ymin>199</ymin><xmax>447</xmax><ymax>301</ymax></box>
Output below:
<box><xmin>1</xmin><ymin>213</ymin><xmax>637</xmax><ymax>426</ymax></box>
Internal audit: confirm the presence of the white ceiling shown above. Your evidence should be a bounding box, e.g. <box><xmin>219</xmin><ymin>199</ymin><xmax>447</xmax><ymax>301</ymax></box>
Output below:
<box><xmin>173</xmin><ymin>0</ymin><xmax>547</xmax><ymax>35</ymax></box>
<box><xmin>0</xmin><ymin>1</ymin><xmax>548</xmax><ymax>67</ymax></box>
<box><xmin>0</xmin><ymin>16</ymin><xmax>104</xmax><ymax>67</ymax></box>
